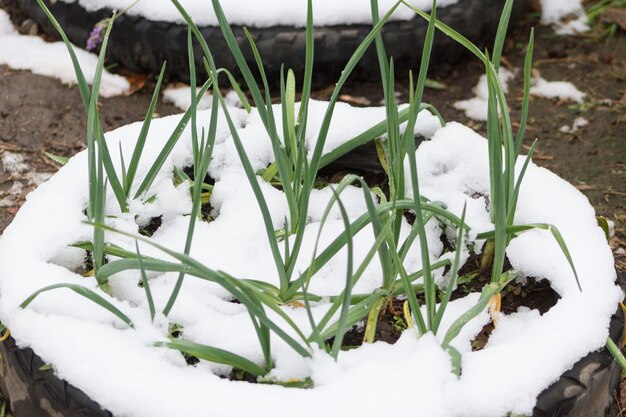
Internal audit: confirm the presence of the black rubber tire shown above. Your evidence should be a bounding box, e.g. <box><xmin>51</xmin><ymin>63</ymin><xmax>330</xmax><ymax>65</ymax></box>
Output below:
<box><xmin>0</xmin><ymin>335</ymin><xmax>112</xmax><ymax>417</ymax></box>
<box><xmin>17</xmin><ymin>0</ymin><xmax>527</xmax><ymax>84</ymax></box>
<box><xmin>531</xmin><ymin>309</ymin><xmax>624</xmax><ymax>417</ymax></box>
<box><xmin>0</xmin><ymin>307</ymin><xmax>621</xmax><ymax>417</ymax></box>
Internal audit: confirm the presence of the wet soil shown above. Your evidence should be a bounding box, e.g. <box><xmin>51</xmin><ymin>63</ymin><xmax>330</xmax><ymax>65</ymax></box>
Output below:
<box><xmin>0</xmin><ymin>0</ymin><xmax>625</xmax><ymax>415</ymax></box>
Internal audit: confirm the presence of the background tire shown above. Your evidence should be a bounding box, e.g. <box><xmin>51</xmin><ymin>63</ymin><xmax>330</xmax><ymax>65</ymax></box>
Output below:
<box><xmin>17</xmin><ymin>0</ymin><xmax>528</xmax><ymax>85</ymax></box>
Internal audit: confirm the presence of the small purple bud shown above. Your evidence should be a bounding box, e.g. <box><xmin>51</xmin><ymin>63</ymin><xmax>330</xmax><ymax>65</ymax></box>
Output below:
<box><xmin>86</xmin><ymin>20</ymin><xmax>108</xmax><ymax>51</ymax></box>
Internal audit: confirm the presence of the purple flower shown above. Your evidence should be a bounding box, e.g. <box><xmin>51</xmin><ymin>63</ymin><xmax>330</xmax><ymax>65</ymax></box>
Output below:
<box><xmin>86</xmin><ymin>20</ymin><xmax>109</xmax><ymax>51</ymax></box>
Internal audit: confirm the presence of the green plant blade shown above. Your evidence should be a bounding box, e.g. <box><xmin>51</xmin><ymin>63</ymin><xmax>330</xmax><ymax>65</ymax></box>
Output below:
<box><xmin>491</xmin><ymin>0</ymin><xmax>514</xmax><ymax>70</ymax></box>
<box><xmin>88</xmin><ymin>222</ymin><xmax>312</xmax><ymax>357</ymax></box>
<box><xmin>329</xmin><ymin>189</ymin><xmax>355</xmax><ymax>358</ymax></box>
<box><xmin>507</xmin><ymin>139</ymin><xmax>537</xmax><ymax>225</ymax></box>
<box><xmin>442</xmin><ymin>273</ymin><xmax>516</xmax><ymax>348</ymax></box>
<box><xmin>514</xmin><ymin>29</ymin><xmax>535</xmax><ymax>156</ymax></box>
<box><xmin>72</xmin><ymin>240</ymin><xmax>158</xmax><ymax>260</ymax></box>
<box><xmin>135</xmin><ymin>241</ymin><xmax>156</xmax><ymax>321</ymax></box>
<box><xmin>44</xmin><ymin>152</ymin><xmax>69</xmax><ymax>165</ymax></box>
<box><xmin>433</xmin><ymin>203</ymin><xmax>467</xmax><ymax>334</ymax></box>
<box><xmin>158</xmin><ymin>338</ymin><xmax>267</xmax><ymax>377</ymax></box>
<box><xmin>319</xmin><ymin>292</ymin><xmax>385</xmax><ymax>340</ymax></box>
<box><xmin>606</xmin><ymin>337</ymin><xmax>626</xmax><ymax>371</ymax></box>
<box><xmin>125</xmin><ymin>62</ymin><xmax>167</xmax><ymax>196</ymax></box>
<box><xmin>20</xmin><ymin>283</ymin><xmax>133</xmax><ymax>328</ymax></box>
<box><xmin>133</xmin><ymin>79</ymin><xmax>212</xmax><ymax>199</ymax></box>
<box><xmin>476</xmin><ymin>222</ymin><xmax>581</xmax><ymax>291</ymax></box>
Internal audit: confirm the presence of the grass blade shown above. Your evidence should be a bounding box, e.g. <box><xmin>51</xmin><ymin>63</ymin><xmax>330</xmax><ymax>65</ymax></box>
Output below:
<box><xmin>89</xmin><ymin>222</ymin><xmax>312</xmax><ymax>357</ymax></box>
<box><xmin>329</xmin><ymin>189</ymin><xmax>354</xmax><ymax>358</ymax></box>
<box><xmin>133</xmin><ymin>79</ymin><xmax>212</xmax><ymax>199</ymax></box>
<box><xmin>432</xmin><ymin>203</ymin><xmax>467</xmax><ymax>333</ymax></box>
<box><xmin>20</xmin><ymin>283</ymin><xmax>133</xmax><ymax>328</ymax></box>
<box><xmin>135</xmin><ymin>241</ymin><xmax>156</xmax><ymax>321</ymax></box>
<box><xmin>158</xmin><ymin>338</ymin><xmax>267</xmax><ymax>377</ymax></box>
<box><xmin>514</xmin><ymin>29</ymin><xmax>535</xmax><ymax>156</ymax></box>
<box><xmin>442</xmin><ymin>274</ymin><xmax>515</xmax><ymax>348</ymax></box>
<box><xmin>124</xmin><ymin>63</ymin><xmax>167</xmax><ymax>196</ymax></box>
<box><xmin>491</xmin><ymin>0</ymin><xmax>514</xmax><ymax>70</ymax></box>
<box><xmin>607</xmin><ymin>337</ymin><xmax>626</xmax><ymax>371</ymax></box>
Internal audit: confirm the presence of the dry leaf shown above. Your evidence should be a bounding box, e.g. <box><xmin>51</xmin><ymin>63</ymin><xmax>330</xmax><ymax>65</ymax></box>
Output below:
<box><xmin>339</xmin><ymin>94</ymin><xmax>371</xmax><ymax>106</ymax></box>
<box><xmin>124</xmin><ymin>74</ymin><xmax>148</xmax><ymax>96</ymax></box>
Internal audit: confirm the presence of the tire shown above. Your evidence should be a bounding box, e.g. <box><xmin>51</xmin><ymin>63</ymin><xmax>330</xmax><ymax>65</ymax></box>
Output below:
<box><xmin>532</xmin><ymin>309</ymin><xmax>624</xmax><ymax>417</ymax></box>
<box><xmin>0</xmin><ymin>335</ymin><xmax>111</xmax><ymax>417</ymax></box>
<box><xmin>0</xmin><ymin>308</ymin><xmax>621</xmax><ymax>417</ymax></box>
<box><xmin>17</xmin><ymin>0</ymin><xmax>528</xmax><ymax>84</ymax></box>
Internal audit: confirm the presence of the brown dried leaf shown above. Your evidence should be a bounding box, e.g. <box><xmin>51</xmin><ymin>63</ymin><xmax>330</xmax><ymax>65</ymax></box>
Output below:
<box><xmin>339</xmin><ymin>94</ymin><xmax>371</xmax><ymax>107</ymax></box>
<box><xmin>124</xmin><ymin>74</ymin><xmax>148</xmax><ymax>96</ymax></box>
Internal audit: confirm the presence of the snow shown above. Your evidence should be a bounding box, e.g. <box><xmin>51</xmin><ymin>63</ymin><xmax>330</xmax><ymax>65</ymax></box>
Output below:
<box><xmin>539</xmin><ymin>0</ymin><xmax>589</xmax><ymax>34</ymax></box>
<box><xmin>559</xmin><ymin>116</ymin><xmax>589</xmax><ymax>134</ymax></box>
<box><xmin>163</xmin><ymin>84</ymin><xmax>242</xmax><ymax>111</ymax></box>
<box><xmin>1</xmin><ymin>151</ymin><xmax>29</xmax><ymax>173</ymax></box>
<box><xmin>453</xmin><ymin>68</ymin><xmax>515</xmax><ymax>122</ymax></box>
<box><xmin>49</xmin><ymin>0</ymin><xmax>588</xmax><ymax>33</ymax></box>
<box><xmin>531</xmin><ymin>77</ymin><xmax>586</xmax><ymax>103</ymax></box>
<box><xmin>0</xmin><ymin>9</ymin><xmax>129</xmax><ymax>97</ymax></box>
<box><xmin>51</xmin><ymin>0</ymin><xmax>590</xmax><ymax>32</ymax></box>
<box><xmin>57</xmin><ymin>0</ymin><xmax>459</xmax><ymax>27</ymax></box>
<box><xmin>0</xmin><ymin>101</ymin><xmax>621</xmax><ymax>417</ymax></box>
<box><xmin>0</xmin><ymin>152</ymin><xmax>52</xmax><ymax>207</ymax></box>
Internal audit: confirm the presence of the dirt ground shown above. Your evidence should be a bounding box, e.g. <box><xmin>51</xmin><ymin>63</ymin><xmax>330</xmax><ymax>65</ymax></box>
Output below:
<box><xmin>0</xmin><ymin>0</ymin><xmax>625</xmax><ymax>415</ymax></box>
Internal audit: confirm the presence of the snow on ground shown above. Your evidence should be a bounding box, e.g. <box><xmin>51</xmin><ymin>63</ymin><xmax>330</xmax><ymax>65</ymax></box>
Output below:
<box><xmin>559</xmin><ymin>116</ymin><xmax>589</xmax><ymax>134</ymax></box>
<box><xmin>163</xmin><ymin>85</ymin><xmax>242</xmax><ymax>111</ymax></box>
<box><xmin>0</xmin><ymin>100</ymin><xmax>620</xmax><ymax>417</ymax></box>
<box><xmin>0</xmin><ymin>9</ymin><xmax>129</xmax><ymax>97</ymax></box>
<box><xmin>531</xmin><ymin>76</ymin><xmax>586</xmax><ymax>103</ymax></box>
<box><xmin>453</xmin><ymin>68</ymin><xmax>515</xmax><ymax>122</ymax></box>
<box><xmin>1</xmin><ymin>151</ymin><xmax>29</xmax><ymax>173</ymax></box>
<box><xmin>0</xmin><ymin>151</ymin><xmax>53</xmax><ymax>207</ymax></box>
<box><xmin>539</xmin><ymin>0</ymin><xmax>589</xmax><ymax>34</ymax></box>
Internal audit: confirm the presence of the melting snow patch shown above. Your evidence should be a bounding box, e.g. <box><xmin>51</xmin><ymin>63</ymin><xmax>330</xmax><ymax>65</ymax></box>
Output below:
<box><xmin>531</xmin><ymin>77</ymin><xmax>586</xmax><ymax>103</ymax></box>
<box><xmin>0</xmin><ymin>9</ymin><xmax>129</xmax><ymax>97</ymax></box>
<box><xmin>2</xmin><ymin>152</ymin><xmax>28</xmax><ymax>173</ymax></box>
<box><xmin>559</xmin><ymin>117</ymin><xmax>589</xmax><ymax>134</ymax></box>
<box><xmin>539</xmin><ymin>0</ymin><xmax>589</xmax><ymax>34</ymax></box>
<box><xmin>163</xmin><ymin>85</ymin><xmax>213</xmax><ymax>111</ymax></box>
<box><xmin>163</xmin><ymin>85</ymin><xmax>242</xmax><ymax>111</ymax></box>
<box><xmin>453</xmin><ymin>68</ymin><xmax>515</xmax><ymax>121</ymax></box>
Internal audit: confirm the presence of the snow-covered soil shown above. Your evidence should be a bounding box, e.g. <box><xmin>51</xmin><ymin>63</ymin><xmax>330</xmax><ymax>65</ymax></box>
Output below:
<box><xmin>0</xmin><ymin>9</ymin><xmax>129</xmax><ymax>97</ymax></box>
<box><xmin>0</xmin><ymin>100</ymin><xmax>620</xmax><ymax>417</ymax></box>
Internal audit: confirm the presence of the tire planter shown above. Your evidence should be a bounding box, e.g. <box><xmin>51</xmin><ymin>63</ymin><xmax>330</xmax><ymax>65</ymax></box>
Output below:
<box><xmin>0</xmin><ymin>311</ymin><xmax>622</xmax><ymax>417</ymax></box>
<box><xmin>0</xmin><ymin>102</ymin><xmax>622</xmax><ymax>417</ymax></box>
<box><xmin>17</xmin><ymin>0</ymin><xmax>527</xmax><ymax>83</ymax></box>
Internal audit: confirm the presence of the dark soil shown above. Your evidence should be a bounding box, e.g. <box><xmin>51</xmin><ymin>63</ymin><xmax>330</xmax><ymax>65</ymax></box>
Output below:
<box><xmin>0</xmin><ymin>0</ymin><xmax>625</xmax><ymax>415</ymax></box>
<box><xmin>333</xmin><ymin>273</ymin><xmax>560</xmax><ymax>351</ymax></box>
